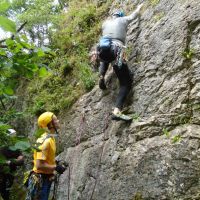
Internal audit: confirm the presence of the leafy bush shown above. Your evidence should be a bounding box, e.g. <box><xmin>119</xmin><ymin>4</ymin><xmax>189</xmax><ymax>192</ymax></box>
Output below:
<box><xmin>27</xmin><ymin>0</ymin><xmax>112</xmax><ymax>114</ymax></box>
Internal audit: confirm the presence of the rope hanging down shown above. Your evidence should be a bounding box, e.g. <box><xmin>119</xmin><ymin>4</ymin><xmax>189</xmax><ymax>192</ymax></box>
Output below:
<box><xmin>66</xmin><ymin>111</ymin><xmax>110</xmax><ymax>200</ymax></box>
<box><xmin>67</xmin><ymin>112</ymin><xmax>86</xmax><ymax>200</ymax></box>
<box><xmin>89</xmin><ymin>112</ymin><xmax>110</xmax><ymax>200</ymax></box>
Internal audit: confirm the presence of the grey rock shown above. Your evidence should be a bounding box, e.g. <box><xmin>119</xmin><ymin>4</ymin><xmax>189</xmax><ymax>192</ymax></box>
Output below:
<box><xmin>56</xmin><ymin>0</ymin><xmax>200</xmax><ymax>199</ymax></box>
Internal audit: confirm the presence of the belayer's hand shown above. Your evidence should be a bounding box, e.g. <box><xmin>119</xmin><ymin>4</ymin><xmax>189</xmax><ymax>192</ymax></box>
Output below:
<box><xmin>55</xmin><ymin>164</ymin><xmax>66</xmax><ymax>174</ymax></box>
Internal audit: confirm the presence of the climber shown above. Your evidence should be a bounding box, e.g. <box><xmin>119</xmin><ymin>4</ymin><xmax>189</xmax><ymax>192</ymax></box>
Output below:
<box><xmin>96</xmin><ymin>3</ymin><xmax>143</xmax><ymax>121</ymax></box>
<box><xmin>0</xmin><ymin>129</ymin><xmax>24</xmax><ymax>200</ymax></box>
<box><xmin>25</xmin><ymin>112</ymin><xmax>67</xmax><ymax>200</ymax></box>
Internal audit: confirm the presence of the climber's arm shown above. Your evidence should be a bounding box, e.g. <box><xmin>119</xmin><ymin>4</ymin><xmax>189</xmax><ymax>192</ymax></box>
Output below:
<box><xmin>124</xmin><ymin>3</ymin><xmax>143</xmax><ymax>23</ymax></box>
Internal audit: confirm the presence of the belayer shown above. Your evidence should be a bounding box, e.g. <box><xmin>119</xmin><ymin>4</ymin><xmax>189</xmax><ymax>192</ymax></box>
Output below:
<box><xmin>91</xmin><ymin>3</ymin><xmax>143</xmax><ymax>121</ymax></box>
<box><xmin>0</xmin><ymin>129</ymin><xmax>24</xmax><ymax>200</ymax></box>
<box><xmin>25</xmin><ymin>112</ymin><xmax>67</xmax><ymax>200</ymax></box>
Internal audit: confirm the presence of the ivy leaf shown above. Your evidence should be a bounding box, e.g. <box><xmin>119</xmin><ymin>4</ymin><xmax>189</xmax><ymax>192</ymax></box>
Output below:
<box><xmin>39</xmin><ymin>67</ymin><xmax>48</xmax><ymax>77</ymax></box>
<box><xmin>10</xmin><ymin>141</ymin><xmax>31</xmax><ymax>151</ymax></box>
<box><xmin>0</xmin><ymin>1</ymin><xmax>10</xmax><ymax>13</ymax></box>
<box><xmin>3</xmin><ymin>86</ymin><xmax>14</xmax><ymax>95</ymax></box>
<box><xmin>28</xmin><ymin>64</ymin><xmax>38</xmax><ymax>72</ymax></box>
<box><xmin>37</xmin><ymin>49</ymin><xmax>45</xmax><ymax>57</ymax></box>
<box><xmin>9</xmin><ymin>146</ymin><xmax>17</xmax><ymax>151</ymax></box>
<box><xmin>0</xmin><ymin>49</ymin><xmax>6</xmax><ymax>56</ymax></box>
<box><xmin>0</xmin><ymin>16</ymin><xmax>16</xmax><ymax>33</ymax></box>
<box><xmin>19</xmin><ymin>41</ymin><xmax>32</xmax><ymax>49</ymax></box>
<box><xmin>6</xmin><ymin>38</ymin><xmax>15</xmax><ymax>48</ymax></box>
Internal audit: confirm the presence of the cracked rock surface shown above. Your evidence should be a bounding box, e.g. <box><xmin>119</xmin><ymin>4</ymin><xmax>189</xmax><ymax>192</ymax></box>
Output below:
<box><xmin>56</xmin><ymin>0</ymin><xmax>200</xmax><ymax>199</ymax></box>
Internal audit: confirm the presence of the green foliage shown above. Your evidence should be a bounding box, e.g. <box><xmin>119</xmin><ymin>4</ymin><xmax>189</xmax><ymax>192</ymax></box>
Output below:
<box><xmin>131</xmin><ymin>113</ymin><xmax>140</xmax><ymax>122</ymax></box>
<box><xmin>79</xmin><ymin>63</ymin><xmax>96</xmax><ymax>91</ymax></box>
<box><xmin>0</xmin><ymin>123</ymin><xmax>11</xmax><ymax>146</ymax></box>
<box><xmin>0</xmin><ymin>109</ymin><xmax>23</xmax><ymax>123</ymax></box>
<box><xmin>0</xmin><ymin>20</ymin><xmax>52</xmax><ymax>110</ymax></box>
<box><xmin>149</xmin><ymin>0</ymin><xmax>160</xmax><ymax>6</ymax></box>
<box><xmin>26</xmin><ymin>0</ymin><xmax>112</xmax><ymax>114</ymax></box>
<box><xmin>163</xmin><ymin>128</ymin><xmax>170</xmax><ymax>138</ymax></box>
<box><xmin>0</xmin><ymin>15</ymin><xmax>54</xmax><ymax>174</ymax></box>
<box><xmin>54</xmin><ymin>1</ymin><xmax>111</xmax><ymax>51</ymax></box>
<box><xmin>9</xmin><ymin>140</ymin><xmax>31</xmax><ymax>151</ymax></box>
<box><xmin>27</xmin><ymin>73</ymin><xmax>82</xmax><ymax>114</ymax></box>
<box><xmin>11</xmin><ymin>0</ymin><xmax>63</xmax><ymax>47</ymax></box>
<box><xmin>0</xmin><ymin>123</ymin><xmax>31</xmax><ymax>150</ymax></box>
<box><xmin>163</xmin><ymin>128</ymin><xmax>182</xmax><ymax>144</ymax></box>
<box><xmin>171</xmin><ymin>134</ymin><xmax>181</xmax><ymax>144</ymax></box>
<box><xmin>17</xmin><ymin>0</ymin><xmax>60</xmax><ymax>27</ymax></box>
<box><xmin>182</xmin><ymin>48</ymin><xmax>195</xmax><ymax>60</ymax></box>
<box><xmin>171</xmin><ymin>114</ymin><xmax>191</xmax><ymax>125</ymax></box>
<box><xmin>0</xmin><ymin>0</ymin><xmax>10</xmax><ymax>13</ymax></box>
<box><xmin>1</xmin><ymin>0</ymin><xmax>112</xmax><ymax>121</ymax></box>
<box><xmin>0</xmin><ymin>16</ymin><xmax>16</xmax><ymax>33</ymax></box>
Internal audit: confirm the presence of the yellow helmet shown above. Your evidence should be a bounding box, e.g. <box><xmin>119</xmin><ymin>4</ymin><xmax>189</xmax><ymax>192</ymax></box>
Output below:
<box><xmin>38</xmin><ymin>112</ymin><xmax>54</xmax><ymax>128</ymax></box>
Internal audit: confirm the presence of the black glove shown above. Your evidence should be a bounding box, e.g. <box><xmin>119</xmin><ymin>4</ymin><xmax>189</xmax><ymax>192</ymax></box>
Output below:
<box><xmin>55</xmin><ymin>164</ymin><xmax>66</xmax><ymax>174</ymax></box>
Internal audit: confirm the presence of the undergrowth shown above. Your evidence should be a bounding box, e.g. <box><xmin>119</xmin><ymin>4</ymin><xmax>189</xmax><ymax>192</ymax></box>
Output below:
<box><xmin>27</xmin><ymin>0</ymin><xmax>112</xmax><ymax>115</ymax></box>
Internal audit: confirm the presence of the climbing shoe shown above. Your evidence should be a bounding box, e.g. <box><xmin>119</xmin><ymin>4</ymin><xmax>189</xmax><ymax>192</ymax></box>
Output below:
<box><xmin>99</xmin><ymin>77</ymin><xmax>107</xmax><ymax>90</ymax></box>
<box><xmin>112</xmin><ymin>113</ymin><xmax>133</xmax><ymax>122</ymax></box>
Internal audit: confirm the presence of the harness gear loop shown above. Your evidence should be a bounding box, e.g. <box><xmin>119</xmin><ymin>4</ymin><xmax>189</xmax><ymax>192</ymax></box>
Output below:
<box><xmin>112</xmin><ymin>40</ymin><xmax>126</xmax><ymax>68</ymax></box>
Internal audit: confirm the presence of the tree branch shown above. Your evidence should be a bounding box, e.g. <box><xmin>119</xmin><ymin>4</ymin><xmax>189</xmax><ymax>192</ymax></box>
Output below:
<box><xmin>11</xmin><ymin>21</ymin><xmax>27</xmax><ymax>39</ymax></box>
<box><xmin>0</xmin><ymin>21</ymin><xmax>27</xmax><ymax>43</ymax></box>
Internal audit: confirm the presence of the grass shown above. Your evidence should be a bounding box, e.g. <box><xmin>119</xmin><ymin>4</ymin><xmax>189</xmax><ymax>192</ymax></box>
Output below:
<box><xmin>149</xmin><ymin>0</ymin><xmax>160</xmax><ymax>6</ymax></box>
<box><xmin>182</xmin><ymin>48</ymin><xmax>195</xmax><ymax>60</ymax></box>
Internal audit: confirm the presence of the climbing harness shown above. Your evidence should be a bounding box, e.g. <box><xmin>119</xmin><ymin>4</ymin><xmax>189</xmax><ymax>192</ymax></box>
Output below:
<box><xmin>25</xmin><ymin>133</ymin><xmax>58</xmax><ymax>200</ymax></box>
<box><xmin>25</xmin><ymin>172</ymin><xmax>43</xmax><ymax>200</ymax></box>
<box><xmin>111</xmin><ymin>40</ymin><xmax>126</xmax><ymax>69</ymax></box>
<box><xmin>23</xmin><ymin>170</ymin><xmax>33</xmax><ymax>188</ymax></box>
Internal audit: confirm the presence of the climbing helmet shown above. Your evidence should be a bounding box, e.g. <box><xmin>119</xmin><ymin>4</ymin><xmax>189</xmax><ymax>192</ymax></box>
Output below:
<box><xmin>38</xmin><ymin>112</ymin><xmax>54</xmax><ymax>128</ymax></box>
<box><xmin>112</xmin><ymin>10</ymin><xmax>125</xmax><ymax>17</ymax></box>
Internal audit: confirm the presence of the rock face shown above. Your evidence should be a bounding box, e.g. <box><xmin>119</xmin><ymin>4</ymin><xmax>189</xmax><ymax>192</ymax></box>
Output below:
<box><xmin>56</xmin><ymin>0</ymin><xmax>200</xmax><ymax>199</ymax></box>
